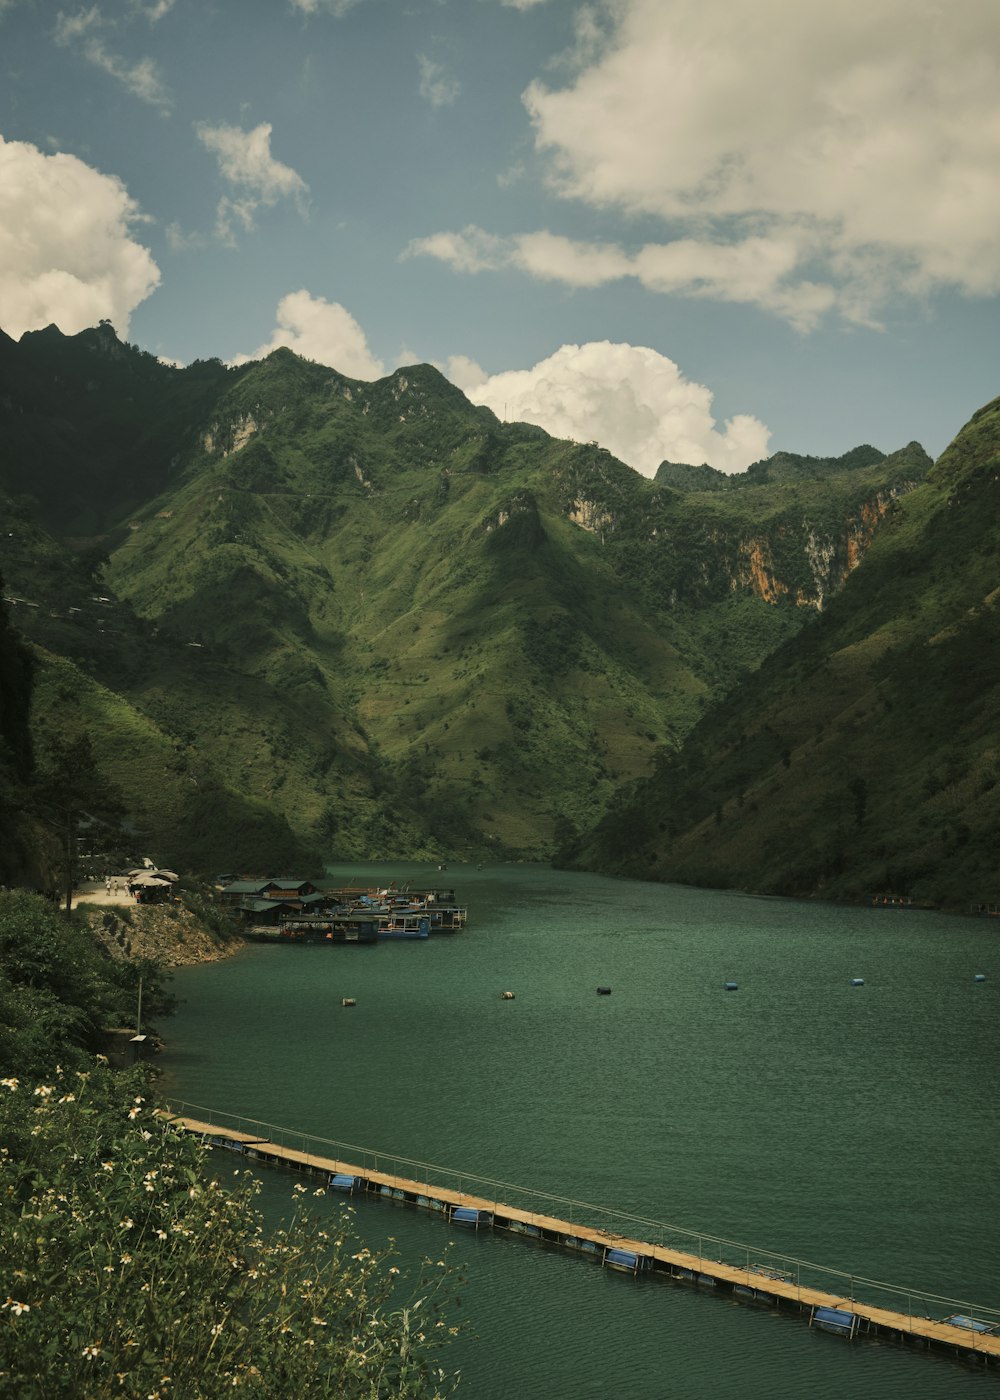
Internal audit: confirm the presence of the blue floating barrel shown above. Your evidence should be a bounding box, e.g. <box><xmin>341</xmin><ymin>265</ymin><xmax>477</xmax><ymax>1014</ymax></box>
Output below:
<box><xmin>596</xmin><ymin>986</ymin><xmax>612</xmax><ymax>995</ymax></box>
<box><xmin>943</xmin><ymin>1314</ymin><xmax>995</xmax><ymax>1333</ymax></box>
<box><xmin>208</xmin><ymin>1135</ymin><xmax>244</xmax><ymax>1153</ymax></box>
<box><xmin>724</xmin><ymin>981</ymin><xmax>738</xmax><ymax>991</ymax></box>
<box><xmin>850</xmin><ymin>977</ymin><xmax>865</xmax><ymax>986</ymax></box>
<box><xmin>605</xmin><ymin>1247</ymin><xmax>640</xmax><ymax>1272</ymax></box>
<box><xmin>452</xmin><ymin>1206</ymin><xmax>493</xmax><ymax>1228</ymax></box>
<box><xmin>811</xmin><ymin>1305</ymin><xmax>857</xmax><ymax>1337</ymax></box>
<box><xmin>973</xmin><ymin>974</ymin><xmax>987</xmax><ymax>983</ymax></box>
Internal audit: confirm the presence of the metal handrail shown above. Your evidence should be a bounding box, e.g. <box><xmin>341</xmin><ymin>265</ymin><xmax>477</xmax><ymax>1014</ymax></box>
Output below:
<box><xmin>163</xmin><ymin>1097</ymin><xmax>1000</xmax><ymax>1325</ymax></box>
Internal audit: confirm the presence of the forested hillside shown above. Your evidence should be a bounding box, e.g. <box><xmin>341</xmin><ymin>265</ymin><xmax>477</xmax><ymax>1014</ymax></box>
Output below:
<box><xmin>0</xmin><ymin>323</ymin><xmax>930</xmax><ymax>872</ymax></box>
<box><xmin>564</xmin><ymin>395</ymin><xmax>1000</xmax><ymax>910</ymax></box>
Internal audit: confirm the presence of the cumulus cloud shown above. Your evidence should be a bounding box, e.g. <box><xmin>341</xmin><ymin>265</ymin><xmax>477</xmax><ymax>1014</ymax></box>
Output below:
<box><xmin>450</xmin><ymin>342</ymin><xmax>770</xmax><ymax>476</ymax></box>
<box><xmin>418</xmin><ymin>54</ymin><xmax>460</xmax><ymax>107</ymax></box>
<box><xmin>196</xmin><ymin>121</ymin><xmax>309</xmax><ymax>241</ymax></box>
<box><xmin>0</xmin><ymin>136</ymin><xmax>159</xmax><ymax>338</ymax></box>
<box><xmin>54</xmin><ymin>5</ymin><xmax>172</xmax><ymax>111</ymax></box>
<box><xmin>231</xmin><ymin>290</ymin><xmax>386</xmax><ymax>380</ymax></box>
<box><xmin>519</xmin><ymin>0</ymin><xmax>1000</xmax><ymax>320</ymax></box>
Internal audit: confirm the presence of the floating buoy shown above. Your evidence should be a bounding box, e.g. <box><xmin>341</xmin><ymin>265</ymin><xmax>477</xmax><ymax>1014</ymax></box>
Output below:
<box><xmin>596</xmin><ymin>986</ymin><xmax>612</xmax><ymax>995</ymax></box>
<box><xmin>501</xmin><ymin>990</ymin><xmax>515</xmax><ymax>1000</ymax></box>
<box><xmin>341</xmin><ymin>997</ymin><xmax>356</xmax><ymax>1007</ymax></box>
<box><xmin>850</xmin><ymin>978</ymin><xmax>865</xmax><ymax>987</ymax></box>
<box><xmin>724</xmin><ymin>982</ymin><xmax>738</xmax><ymax>991</ymax></box>
<box><xmin>973</xmin><ymin>974</ymin><xmax>987</xmax><ymax>983</ymax></box>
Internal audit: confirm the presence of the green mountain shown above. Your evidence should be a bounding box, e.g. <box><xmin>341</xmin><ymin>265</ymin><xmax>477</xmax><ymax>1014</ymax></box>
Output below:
<box><xmin>564</xmin><ymin>394</ymin><xmax>1000</xmax><ymax>911</ymax></box>
<box><xmin>0</xmin><ymin>588</ymin><xmax>36</xmax><ymax>885</ymax></box>
<box><xmin>0</xmin><ymin>323</ymin><xmax>931</xmax><ymax>872</ymax></box>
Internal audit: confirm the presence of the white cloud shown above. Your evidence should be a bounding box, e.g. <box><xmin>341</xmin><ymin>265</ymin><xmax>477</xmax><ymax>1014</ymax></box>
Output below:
<box><xmin>455</xmin><ymin>342</ymin><xmax>770</xmax><ymax>476</ymax></box>
<box><xmin>196</xmin><ymin>121</ymin><xmax>309</xmax><ymax>241</ymax></box>
<box><xmin>134</xmin><ymin>0</ymin><xmax>175</xmax><ymax>20</ymax></box>
<box><xmin>164</xmin><ymin>221</ymin><xmax>206</xmax><ymax>252</ymax></box>
<box><xmin>512</xmin><ymin>230</ymin><xmax>631</xmax><ymax>288</ymax></box>
<box><xmin>231</xmin><ymin>290</ymin><xmax>386</xmax><ymax>380</ymax></box>
<box><xmin>196</xmin><ymin>121</ymin><xmax>307</xmax><ymax>202</ymax></box>
<box><xmin>288</xmin><ymin>0</ymin><xmax>361</xmax><ymax>13</ymax></box>
<box><xmin>406</xmin><ymin>224</ymin><xmax>834</xmax><ymax>331</ymax></box>
<box><xmin>443</xmin><ymin>354</ymin><xmax>488</xmax><ymax>391</ymax></box>
<box><xmin>418</xmin><ymin>54</ymin><xmax>460</xmax><ymax>108</ymax></box>
<box><xmin>405</xmin><ymin>225</ymin><xmax>508</xmax><ymax>274</ymax></box>
<box><xmin>520</xmin><ymin>0</ymin><xmax>1000</xmax><ymax>320</ymax></box>
<box><xmin>0</xmin><ymin>136</ymin><xmax>159</xmax><ymax>338</ymax></box>
<box><xmin>500</xmin><ymin>0</ymin><xmax>549</xmax><ymax>8</ymax></box>
<box><xmin>54</xmin><ymin>5</ymin><xmax>172</xmax><ymax>111</ymax></box>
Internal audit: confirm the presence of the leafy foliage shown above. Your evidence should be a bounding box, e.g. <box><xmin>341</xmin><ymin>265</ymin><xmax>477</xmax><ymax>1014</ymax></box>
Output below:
<box><xmin>0</xmin><ymin>891</ymin><xmax>168</xmax><ymax>1079</ymax></box>
<box><xmin>0</xmin><ymin>1068</ymin><xmax>463</xmax><ymax>1398</ymax></box>
<box><xmin>0</xmin><ymin>583</ymin><xmax>35</xmax><ymax>885</ymax></box>
<box><xmin>0</xmin><ymin>890</ymin><xmax>463</xmax><ymax>1396</ymax></box>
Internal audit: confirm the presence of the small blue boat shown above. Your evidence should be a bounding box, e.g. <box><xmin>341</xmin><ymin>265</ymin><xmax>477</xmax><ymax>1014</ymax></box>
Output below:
<box><xmin>329</xmin><ymin>1172</ymin><xmax>361</xmax><ymax>1192</ymax></box>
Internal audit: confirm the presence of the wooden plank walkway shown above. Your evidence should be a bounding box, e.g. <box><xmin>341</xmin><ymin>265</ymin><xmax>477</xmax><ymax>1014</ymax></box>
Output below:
<box><xmin>162</xmin><ymin>1111</ymin><xmax>1000</xmax><ymax>1365</ymax></box>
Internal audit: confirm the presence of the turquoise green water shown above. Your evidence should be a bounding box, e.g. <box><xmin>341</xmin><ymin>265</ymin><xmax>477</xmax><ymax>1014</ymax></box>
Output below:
<box><xmin>160</xmin><ymin>864</ymin><xmax>1000</xmax><ymax>1398</ymax></box>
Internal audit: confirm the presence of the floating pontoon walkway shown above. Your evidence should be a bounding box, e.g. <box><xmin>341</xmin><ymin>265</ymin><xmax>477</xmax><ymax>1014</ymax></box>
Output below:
<box><xmin>162</xmin><ymin>1103</ymin><xmax>1000</xmax><ymax>1368</ymax></box>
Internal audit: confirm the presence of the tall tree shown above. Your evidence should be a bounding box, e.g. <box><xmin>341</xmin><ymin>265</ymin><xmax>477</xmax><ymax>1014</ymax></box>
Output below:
<box><xmin>31</xmin><ymin>733</ymin><xmax>125</xmax><ymax>916</ymax></box>
<box><xmin>0</xmin><ymin>577</ymin><xmax>35</xmax><ymax>887</ymax></box>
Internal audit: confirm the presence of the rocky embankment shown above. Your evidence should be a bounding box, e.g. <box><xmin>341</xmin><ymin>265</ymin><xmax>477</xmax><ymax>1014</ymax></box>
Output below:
<box><xmin>81</xmin><ymin>897</ymin><xmax>244</xmax><ymax>968</ymax></box>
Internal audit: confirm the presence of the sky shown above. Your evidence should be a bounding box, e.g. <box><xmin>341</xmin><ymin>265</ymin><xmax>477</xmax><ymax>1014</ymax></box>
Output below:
<box><xmin>2</xmin><ymin>0</ymin><xmax>999</xmax><ymax>476</ymax></box>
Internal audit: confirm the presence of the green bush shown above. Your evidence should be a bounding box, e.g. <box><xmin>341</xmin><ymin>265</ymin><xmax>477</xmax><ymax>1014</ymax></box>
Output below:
<box><xmin>0</xmin><ymin>891</ymin><xmax>463</xmax><ymax>1395</ymax></box>
<box><xmin>0</xmin><ymin>1066</ymin><xmax>463</xmax><ymax>1398</ymax></box>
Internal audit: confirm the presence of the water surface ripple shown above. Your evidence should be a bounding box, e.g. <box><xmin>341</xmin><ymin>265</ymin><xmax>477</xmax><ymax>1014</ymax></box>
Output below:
<box><xmin>161</xmin><ymin>864</ymin><xmax>999</xmax><ymax>1399</ymax></box>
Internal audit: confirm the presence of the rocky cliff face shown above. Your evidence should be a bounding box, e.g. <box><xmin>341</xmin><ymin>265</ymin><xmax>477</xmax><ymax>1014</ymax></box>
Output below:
<box><xmin>734</xmin><ymin>486</ymin><xmax>912</xmax><ymax>611</ymax></box>
<box><xmin>86</xmin><ymin>903</ymin><xmax>242</xmax><ymax>968</ymax></box>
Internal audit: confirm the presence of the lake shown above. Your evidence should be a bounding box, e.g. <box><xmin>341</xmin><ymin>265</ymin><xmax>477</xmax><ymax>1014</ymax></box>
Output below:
<box><xmin>159</xmin><ymin>863</ymin><xmax>999</xmax><ymax>1399</ymax></box>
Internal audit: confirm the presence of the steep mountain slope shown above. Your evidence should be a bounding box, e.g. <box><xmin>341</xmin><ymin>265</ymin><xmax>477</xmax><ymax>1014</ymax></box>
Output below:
<box><xmin>0</xmin><ymin>587</ymin><xmax>36</xmax><ymax>885</ymax></box>
<box><xmin>565</xmin><ymin>395</ymin><xmax>1000</xmax><ymax>910</ymax></box>
<box><xmin>0</xmin><ymin>324</ymin><xmax>930</xmax><ymax>868</ymax></box>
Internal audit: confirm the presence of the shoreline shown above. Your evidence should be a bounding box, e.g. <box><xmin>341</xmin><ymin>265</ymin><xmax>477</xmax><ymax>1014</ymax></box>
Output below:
<box><xmin>75</xmin><ymin>882</ymin><xmax>245</xmax><ymax>968</ymax></box>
